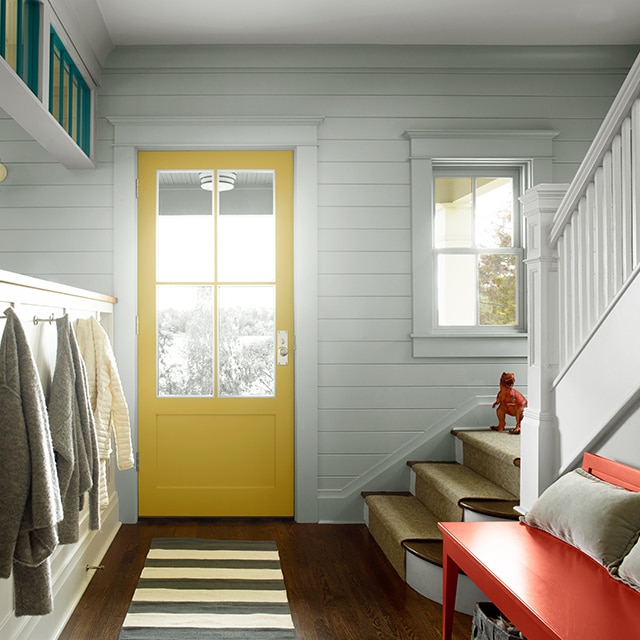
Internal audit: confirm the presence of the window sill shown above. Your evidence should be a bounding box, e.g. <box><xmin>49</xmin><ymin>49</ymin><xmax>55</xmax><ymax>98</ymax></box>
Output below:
<box><xmin>411</xmin><ymin>333</ymin><xmax>528</xmax><ymax>361</ymax></box>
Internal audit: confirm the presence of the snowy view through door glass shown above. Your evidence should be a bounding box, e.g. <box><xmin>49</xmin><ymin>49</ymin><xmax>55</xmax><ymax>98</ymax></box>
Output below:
<box><xmin>156</xmin><ymin>169</ymin><xmax>276</xmax><ymax>398</ymax></box>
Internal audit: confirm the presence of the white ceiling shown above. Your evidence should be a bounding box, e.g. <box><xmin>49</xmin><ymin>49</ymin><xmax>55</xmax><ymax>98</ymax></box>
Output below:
<box><xmin>90</xmin><ymin>0</ymin><xmax>640</xmax><ymax>48</ymax></box>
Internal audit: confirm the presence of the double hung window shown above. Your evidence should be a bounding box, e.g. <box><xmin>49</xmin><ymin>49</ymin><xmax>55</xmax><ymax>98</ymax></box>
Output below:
<box><xmin>405</xmin><ymin>128</ymin><xmax>557</xmax><ymax>359</ymax></box>
<box><xmin>433</xmin><ymin>166</ymin><xmax>523</xmax><ymax>330</ymax></box>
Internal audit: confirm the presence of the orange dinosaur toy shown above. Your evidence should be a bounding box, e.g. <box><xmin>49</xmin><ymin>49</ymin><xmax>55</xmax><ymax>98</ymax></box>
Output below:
<box><xmin>490</xmin><ymin>372</ymin><xmax>527</xmax><ymax>434</ymax></box>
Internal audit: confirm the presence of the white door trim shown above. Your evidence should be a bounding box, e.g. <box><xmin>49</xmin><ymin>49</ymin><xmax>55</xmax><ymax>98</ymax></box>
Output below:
<box><xmin>109</xmin><ymin>115</ymin><xmax>322</xmax><ymax>523</ymax></box>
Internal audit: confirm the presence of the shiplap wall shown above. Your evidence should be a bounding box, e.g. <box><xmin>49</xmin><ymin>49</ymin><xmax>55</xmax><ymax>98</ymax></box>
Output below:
<box><xmin>1</xmin><ymin>44</ymin><xmax>639</xmax><ymax>522</ymax></box>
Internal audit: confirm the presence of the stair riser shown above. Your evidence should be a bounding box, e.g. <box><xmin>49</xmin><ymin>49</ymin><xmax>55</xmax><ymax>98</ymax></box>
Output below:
<box><xmin>414</xmin><ymin>472</ymin><xmax>462</xmax><ymax>523</ymax></box>
<box><xmin>368</xmin><ymin>517</ymin><xmax>406</xmax><ymax>579</ymax></box>
<box><xmin>463</xmin><ymin>444</ymin><xmax>520</xmax><ymax>496</ymax></box>
<box><xmin>406</xmin><ymin>552</ymin><xmax>488</xmax><ymax>615</ymax></box>
<box><xmin>462</xmin><ymin>508</ymin><xmax>516</xmax><ymax>523</ymax></box>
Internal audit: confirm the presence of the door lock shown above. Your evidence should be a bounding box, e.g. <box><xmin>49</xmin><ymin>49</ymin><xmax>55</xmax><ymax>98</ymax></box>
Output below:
<box><xmin>277</xmin><ymin>330</ymin><xmax>289</xmax><ymax>365</ymax></box>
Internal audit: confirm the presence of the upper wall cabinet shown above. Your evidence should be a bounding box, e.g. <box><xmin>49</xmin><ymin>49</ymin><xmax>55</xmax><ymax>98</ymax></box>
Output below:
<box><xmin>0</xmin><ymin>0</ymin><xmax>97</xmax><ymax>168</ymax></box>
<box><xmin>0</xmin><ymin>0</ymin><xmax>40</xmax><ymax>95</ymax></box>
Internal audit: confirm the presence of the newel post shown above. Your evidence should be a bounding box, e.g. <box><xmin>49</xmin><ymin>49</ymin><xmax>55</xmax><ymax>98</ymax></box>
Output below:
<box><xmin>519</xmin><ymin>184</ymin><xmax>568</xmax><ymax>510</ymax></box>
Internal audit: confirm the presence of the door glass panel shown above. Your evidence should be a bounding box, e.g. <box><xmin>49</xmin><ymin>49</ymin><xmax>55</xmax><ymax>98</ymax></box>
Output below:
<box><xmin>157</xmin><ymin>285</ymin><xmax>214</xmax><ymax>397</ymax></box>
<box><xmin>157</xmin><ymin>171</ymin><xmax>214</xmax><ymax>282</ymax></box>
<box><xmin>218</xmin><ymin>285</ymin><xmax>275</xmax><ymax>398</ymax></box>
<box><xmin>218</xmin><ymin>170</ymin><xmax>275</xmax><ymax>282</ymax></box>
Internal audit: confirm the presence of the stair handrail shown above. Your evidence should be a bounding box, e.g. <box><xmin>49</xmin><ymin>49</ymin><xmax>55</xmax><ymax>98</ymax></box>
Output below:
<box><xmin>549</xmin><ymin>51</ymin><xmax>640</xmax><ymax>246</ymax></box>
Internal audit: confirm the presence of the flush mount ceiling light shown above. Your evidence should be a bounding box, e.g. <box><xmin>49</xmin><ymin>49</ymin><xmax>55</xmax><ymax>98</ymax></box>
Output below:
<box><xmin>199</xmin><ymin>171</ymin><xmax>237</xmax><ymax>192</ymax></box>
<box><xmin>0</xmin><ymin>161</ymin><xmax>7</xmax><ymax>183</ymax></box>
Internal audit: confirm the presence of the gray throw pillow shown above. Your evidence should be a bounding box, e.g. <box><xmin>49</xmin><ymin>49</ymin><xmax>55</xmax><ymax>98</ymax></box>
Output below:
<box><xmin>617</xmin><ymin>538</ymin><xmax>640</xmax><ymax>591</ymax></box>
<box><xmin>522</xmin><ymin>468</ymin><xmax>640</xmax><ymax>570</ymax></box>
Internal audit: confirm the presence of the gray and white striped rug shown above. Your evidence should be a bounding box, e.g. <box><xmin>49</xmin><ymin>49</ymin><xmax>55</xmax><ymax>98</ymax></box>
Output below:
<box><xmin>119</xmin><ymin>538</ymin><xmax>296</xmax><ymax>639</ymax></box>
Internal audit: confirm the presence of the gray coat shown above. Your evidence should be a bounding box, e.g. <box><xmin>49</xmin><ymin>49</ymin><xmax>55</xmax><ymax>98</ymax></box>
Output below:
<box><xmin>0</xmin><ymin>307</ymin><xmax>63</xmax><ymax>616</ymax></box>
<box><xmin>48</xmin><ymin>315</ymin><xmax>101</xmax><ymax>544</ymax></box>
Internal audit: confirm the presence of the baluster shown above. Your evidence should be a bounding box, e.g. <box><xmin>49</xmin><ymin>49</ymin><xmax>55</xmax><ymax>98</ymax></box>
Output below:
<box><xmin>620</xmin><ymin>116</ymin><xmax>633</xmax><ymax>281</ymax></box>
<box><xmin>594</xmin><ymin>166</ymin><xmax>607</xmax><ymax>318</ymax></box>
<box><xmin>558</xmin><ymin>234</ymin><xmax>568</xmax><ymax>370</ymax></box>
<box><xmin>584</xmin><ymin>182</ymin><xmax>597</xmax><ymax>334</ymax></box>
<box><xmin>611</xmin><ymin>134</ymin><xmax>624</xmax><ymax>293</ymax></box>
<box><xmin>632</xmin><ymin>99</ymin><xmax>640</xmax><ymax>268</ymax></box>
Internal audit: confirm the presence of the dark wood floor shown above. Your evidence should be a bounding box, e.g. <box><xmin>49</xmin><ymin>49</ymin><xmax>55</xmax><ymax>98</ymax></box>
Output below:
<box><xmin>59</xmin><ymin>518</ymin><xmax>473</xmax><ymax>640</ymax></box>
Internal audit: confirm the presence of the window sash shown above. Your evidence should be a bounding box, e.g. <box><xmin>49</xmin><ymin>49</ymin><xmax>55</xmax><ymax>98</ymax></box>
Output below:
<box><xmin>432</xmin><ymin>165</ymin><xmax>524</xmax><ymax>332</ymax></box>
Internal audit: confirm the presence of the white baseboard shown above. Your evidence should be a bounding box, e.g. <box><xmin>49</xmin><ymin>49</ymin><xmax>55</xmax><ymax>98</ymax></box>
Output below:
<box><xmin>0</xmin><ymin>497</ymin><xmax>121</xmax><ymax>640</ymax></box>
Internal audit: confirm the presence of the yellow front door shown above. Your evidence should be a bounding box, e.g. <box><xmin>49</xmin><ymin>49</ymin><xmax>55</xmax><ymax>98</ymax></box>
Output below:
<box><xmin>137</xmin><ymin>150</ymin><xmax>294</xmax><ymax>516</ymax></box>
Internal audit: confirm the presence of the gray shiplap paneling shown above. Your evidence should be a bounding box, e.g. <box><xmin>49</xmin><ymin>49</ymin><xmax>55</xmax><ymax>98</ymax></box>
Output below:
<box><xmin>319</xmin><ymin>229</ymin><xmax>410</xmax><ymax>251</ymax></box>
<box><xmin>3</xmin><ymin>44</ymin><xmax>638</xmax><ymax>521</ymax></box>
<box><xmin>318</xmin><ymin>363</ymin><xmax>528</xmax><ymax>387</ymax></box>
<box><xmin>319</xmin><ymin>274</ymin><xmax>412</xmax><ymax>297</ymax></box>
<box><xmin>318</xmin><ymin>408</ymin><xmax>452</xmax><ymax>431</ymax></box>
<box><xmin>318</xmin><ymin>252</ymin><xmax>410</xmax><ymax>275</ymax></box>
<box><xmin>97</xmin><ymin>94</ymin><xmax>619</xmax><ymax>120</ymax></box>
<box><xmin>0</xmin><ymin>209</ymin><xmax>113</xmax><ymax>229</ymax></box>
<box><xmin>100</xmin><ymin>70</ymin><xmax>628</xmax><ymax>98</ymax></box>
<box><xmin>319</xmin><ymin>296</ymin><xmax>412</xmax><ymax>319</ymax></box>
<box><xmin>318</xmin><ymin>206</ymin><xmax>410</xmax><ymax>229</ymax></box>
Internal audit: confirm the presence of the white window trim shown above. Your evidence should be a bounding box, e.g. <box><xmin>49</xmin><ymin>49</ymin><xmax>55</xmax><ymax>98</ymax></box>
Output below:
<box><xmin>405</xmin><ymin>129</ymin><xmax>558</xmax><ymax>360</ymax></box>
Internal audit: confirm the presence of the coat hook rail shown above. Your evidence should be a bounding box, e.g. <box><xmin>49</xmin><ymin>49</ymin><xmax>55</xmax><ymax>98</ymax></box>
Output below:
<box><xmin>33</xmin><ymin>313</ymin><xmax>58</xmax><ymax>325</ymax></box>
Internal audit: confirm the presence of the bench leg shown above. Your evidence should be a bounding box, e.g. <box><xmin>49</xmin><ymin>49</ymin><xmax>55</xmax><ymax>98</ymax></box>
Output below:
<box><xmin>442</xmin><ymin>553</ymin><xmax>459</xmax><ymax>640</ymax></box>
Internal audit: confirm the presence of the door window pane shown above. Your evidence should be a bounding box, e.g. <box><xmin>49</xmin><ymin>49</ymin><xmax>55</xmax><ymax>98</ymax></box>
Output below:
<box><xmin>157</xmin><ymin>171</ymin><xmax>214</xmax><ymax>282</ymax></box>
<box><xmin>218</xmin><ymin>170</ymin><xmax>275</xmax><ymax>282</ymax></box>
<box><xmin>157</xmin><ymin>285</ymin><xmax>214</xmax><ymax>397</ymax></box>
<box><xmin>218</xmin><ymin>285</ymin><xmax>275</xmax><ymax>398</ymax></box>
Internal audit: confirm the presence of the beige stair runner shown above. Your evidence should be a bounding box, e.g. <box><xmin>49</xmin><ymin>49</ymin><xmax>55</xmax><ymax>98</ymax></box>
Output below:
<box><xmin>367</xmin><ymin>494</ymin><xmax>440</xmax><ymax>579</ymax></box>
<box><xmin>364</xmin><ymin>429</ymin><xmax>520</xmax><ymax>582</ymax></box>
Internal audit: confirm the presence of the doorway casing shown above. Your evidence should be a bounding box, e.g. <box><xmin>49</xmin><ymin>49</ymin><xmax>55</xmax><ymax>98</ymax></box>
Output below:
<box><xmin>109</xmin><ymin>115</ymin><xmax>323</xmax><ymax>523</ymax></box>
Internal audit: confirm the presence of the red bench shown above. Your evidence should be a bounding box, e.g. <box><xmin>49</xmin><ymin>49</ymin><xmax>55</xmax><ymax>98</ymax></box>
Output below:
<box><xmin>439</xmin><ymin>453</ymin><xmax>640</xmax><ymax>640</ymax></box>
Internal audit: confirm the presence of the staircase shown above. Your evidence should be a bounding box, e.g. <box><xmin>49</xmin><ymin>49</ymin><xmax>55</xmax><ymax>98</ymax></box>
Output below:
<box><xmin>363</xmin><ymin>429</ymin><xmax>520</xmax><ymax>614</ymax></box>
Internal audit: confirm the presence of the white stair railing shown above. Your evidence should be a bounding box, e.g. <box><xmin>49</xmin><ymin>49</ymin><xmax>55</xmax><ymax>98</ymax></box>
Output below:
<box><xmin>549</xmin><ymin>55</ymin><xmax>640</xmax><ymax>373</ymax></box>
<box><xmin>520</xmin><ymin>51</ymin><xmax>640</xmax><ymax>509</ymax></box>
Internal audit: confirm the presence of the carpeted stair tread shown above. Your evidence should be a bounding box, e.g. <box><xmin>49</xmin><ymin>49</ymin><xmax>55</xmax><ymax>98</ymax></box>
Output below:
<box><xmin>453</xmin><ymin>429</ymin><xmax>521</xmax><ymax>466</ymax></box>
<box><xmin>412</xmin><ymin>461</ymin><xmax>517</xmax><ymax>522</ymax></box>
<box><xmin>365</xmin><ymin>494</ymin><xmax>441</xmax><ymax>579</ymax></box>
<box><xmin>412</xmin><ymin>461</ymin><xmax>517</xmax><ymax>500</ymax></box>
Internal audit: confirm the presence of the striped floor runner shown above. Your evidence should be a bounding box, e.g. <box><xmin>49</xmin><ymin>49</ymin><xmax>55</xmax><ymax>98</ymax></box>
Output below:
<box><xmin>119</xmin><ymin>538</ymin><xmax>296</xmax><ymax>639</ymax></box>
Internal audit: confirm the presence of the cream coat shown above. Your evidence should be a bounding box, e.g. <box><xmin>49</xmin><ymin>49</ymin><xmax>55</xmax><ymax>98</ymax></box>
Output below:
<box><xmin>75</xmin><ymin>316</ymin><xmax>134</xmax><ymax>509</ymax></box>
